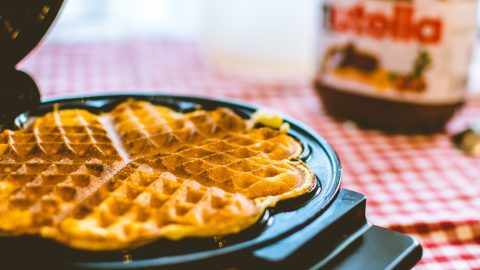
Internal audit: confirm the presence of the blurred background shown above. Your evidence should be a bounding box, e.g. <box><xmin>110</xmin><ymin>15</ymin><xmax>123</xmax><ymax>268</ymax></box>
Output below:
<box><xmin>43</xmin><ymin>0</ymin><xmax>317</xmax><ymax>79</ymax></box>
<box><xmin>31</xmin><ymin>0</ymin><xmax>480</xmax><ymax>93</ymax></box>
<box><xmin>37</xmin><ymin>0</ymin><xmax>480</xmax><ymax>94</ymax></box>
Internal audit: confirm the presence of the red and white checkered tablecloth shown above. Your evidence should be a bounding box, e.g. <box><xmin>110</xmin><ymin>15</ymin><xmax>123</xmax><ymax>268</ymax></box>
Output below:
<box><xmin>19</xmin><ymin>40</ymin><xmax>480</xmax><ymax>270</ymax></box>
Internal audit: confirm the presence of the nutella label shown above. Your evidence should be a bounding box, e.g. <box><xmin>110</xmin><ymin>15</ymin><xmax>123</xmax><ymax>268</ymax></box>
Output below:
<box><xmin>317</xmin><ymin>0</ymin><xmax>478</xmax><ymax>105</ymax></box>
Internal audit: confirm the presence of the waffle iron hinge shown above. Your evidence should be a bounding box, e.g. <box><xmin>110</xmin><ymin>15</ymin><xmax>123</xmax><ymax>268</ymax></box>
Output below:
<box><xmin>0</xmin><ymin>68</ymin><xmax>41</xmax><ymax>129</ymax></box>
<box><xmin>244</xmin><ymin>189</ymin><xmax>422</xmax><ymax>270</ymax></box>
<box><xmin>0</xmin><ymin>1</ymin><xmax>64</xmax><ymax>129</ymax></box>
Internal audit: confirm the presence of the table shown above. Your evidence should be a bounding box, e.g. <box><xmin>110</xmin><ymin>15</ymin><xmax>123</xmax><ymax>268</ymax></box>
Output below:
<box><xmin>19</xmin><ymin>40</ymin><xmax>480</xmax><ymax>270</ymax></box>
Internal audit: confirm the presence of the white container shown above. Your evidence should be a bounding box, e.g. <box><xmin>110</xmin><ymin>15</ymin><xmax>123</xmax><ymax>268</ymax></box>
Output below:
<box><xmin>200</xmin><ymin>0</ymin><xmax>317</xmax><ymax>79</ymax></box>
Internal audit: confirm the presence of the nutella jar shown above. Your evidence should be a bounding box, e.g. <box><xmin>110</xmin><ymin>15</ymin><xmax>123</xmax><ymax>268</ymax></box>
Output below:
<box><xmin>315</xmin><ymin>0</ymin><xmax>478</xmax><ymax>132</ymax></box>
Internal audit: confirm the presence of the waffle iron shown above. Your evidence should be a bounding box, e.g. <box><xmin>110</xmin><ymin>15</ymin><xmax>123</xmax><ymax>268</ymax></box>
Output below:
<box><xmin>0</xmin><ymin>2</ymin><xmax>422</xmax><ymax>269</ymax></box>
<box><xmin>2</xmin><ymin>94</ymin><xmax>422</xmax><ymax>269</ymax></box>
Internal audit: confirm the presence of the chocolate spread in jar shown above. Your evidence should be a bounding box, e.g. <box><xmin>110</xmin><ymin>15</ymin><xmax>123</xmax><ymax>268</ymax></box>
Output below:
<box><xmin>315</xmin><ymin>0</ymin><xmax>478</xmax><ymax>133</ymax></box>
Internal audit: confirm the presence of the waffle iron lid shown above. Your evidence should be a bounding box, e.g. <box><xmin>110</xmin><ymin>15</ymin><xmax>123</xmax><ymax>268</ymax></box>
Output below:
<box><xmin>2</xmin><ymin>94</ymin><xmax>342</xmax><ymax>269</ymax></box>
<box><xmin>0</xmin><ymin>0</ymin><xmax>63</xmax><ymax>69</ymax></box>
<box><xmin>0</xmin><ymin>1</ymin><xmax>63</xmax><ymax>129</ymax></box>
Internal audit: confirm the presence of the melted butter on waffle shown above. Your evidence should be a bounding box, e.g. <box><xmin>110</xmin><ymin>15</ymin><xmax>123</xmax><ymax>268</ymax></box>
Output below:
<box><xmin>0</xmin><ymin>99</ymin><xmax>316</xmax><ymax>251</ymax></box>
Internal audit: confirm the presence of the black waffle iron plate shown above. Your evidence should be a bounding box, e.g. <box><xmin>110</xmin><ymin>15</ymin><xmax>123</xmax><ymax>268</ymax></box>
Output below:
<box><xmin>1</xmin><ymin>94</ymin><xmax>422</xmax><ymax>269</ymax></box>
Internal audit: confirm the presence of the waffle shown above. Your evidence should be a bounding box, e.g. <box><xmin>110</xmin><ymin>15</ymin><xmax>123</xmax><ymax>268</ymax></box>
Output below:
<box><xmin>0</xmin><ymin>99</ymin><xmax>316</xmax><ymax>251</ymax></box>
<box><xmin>42</xmin><ymin>163</ymin><xmax>275</xmax><ymax>250</ymax></box>
<box><xmin>138</xmin><ymin>132</ymin><xmax>312</xmax><ymax>200</ymax></box>
<box><xmin>110</xmin><ymin>100</ymin><xmax>257</xmax><ymax>158</ymax></box>
<box><xmin>0</xmin><ymin>109</ymin><xmax>124</xmax><ymax>234</ymax></box>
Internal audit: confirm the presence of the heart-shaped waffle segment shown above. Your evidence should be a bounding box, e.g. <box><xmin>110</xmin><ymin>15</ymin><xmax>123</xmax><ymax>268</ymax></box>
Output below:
<box><xmin>0</xmin><ymin>99</ymin><xmax>315</xmax><ymax>251</ymax></box>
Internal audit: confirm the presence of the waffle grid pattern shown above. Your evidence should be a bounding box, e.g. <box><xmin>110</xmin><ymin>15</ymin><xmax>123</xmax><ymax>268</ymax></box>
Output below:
<box><xmin>0</xmin><ymin>109</ymin><xmax>123</xmax><ymax>234</ymax></box>
<box><xmin>0</xmin><ymin>99</ymin><xmax>312</xmax><ymax>250</ymax></box>
<box><xmin>111</xmin><ymin>100</ymin><xmax>308</xmax><ymax>199</ymax></box>
<box><xmin>0</xmin><ymin>110</ymin><xmax>120</xmax><ymax>161</ymax></box>
<box><xmin>142</xmin><ymin>132</ymin><xmax>307</xmax><ymax>199</ymax></box>
<box><xmin>110</xmin><ymin>100</ymin><xmax>248</xmax><ymax>157</ymax></box>
<box><xmin>52</xmin><ymin>163</ymin><xmax>263</xmax><ymax>249</ymax></box>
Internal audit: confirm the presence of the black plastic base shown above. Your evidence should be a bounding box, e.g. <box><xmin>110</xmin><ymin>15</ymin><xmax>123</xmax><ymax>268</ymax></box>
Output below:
<box><xmin>326</xmin><ymin>225</ymin><xmax>422</xmax><ymax>270</ymax></box>
<box><xmin>245</xmin><ymin>189</ymin><xmax>422</xmax><ymax>270</ymax></box>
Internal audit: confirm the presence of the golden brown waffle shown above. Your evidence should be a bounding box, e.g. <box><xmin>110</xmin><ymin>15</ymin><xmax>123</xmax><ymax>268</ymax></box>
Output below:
<box><xmin>0</xmin><ymin>99</ymin><xmax>315</xmax><ymax>251</ymax></box>
<box><xmin>0</xmin><ymin>109</ymin><xmax>120</xmax><ymax>161</ymax></box>
<box><xmin>139</xmin><ymin>132</ymin><xmax>312</xmax><ymax>200</ymax></box>
<box><xmin>0</xmin><ymin>109</ymin><xmax>124</xmax><ymax>235</ymax></box>
<box><xmin>109</xmin><ymin>100</ymin><xmax>251</xmax><ymax>158</ymax></box>
<box><xmin>42</xmin><ymin>163</ymin><xmax>273</xmax><ymax>250</ymax></box>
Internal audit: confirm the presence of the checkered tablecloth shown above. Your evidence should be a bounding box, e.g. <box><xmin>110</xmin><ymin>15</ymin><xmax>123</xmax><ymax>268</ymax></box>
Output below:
<box><xmin>19</xmin><ymin>40</ymin><xmax>480</xmax><ymax>269</ymax></box>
